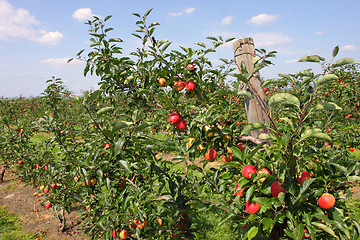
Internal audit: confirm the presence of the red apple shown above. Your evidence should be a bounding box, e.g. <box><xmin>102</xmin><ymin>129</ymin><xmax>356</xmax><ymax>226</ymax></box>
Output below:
<box><xmin>327</xmin><ymin>128</ymin><xmax>332</xmax><ymax>133</ymax></box>
<box><xmin>242</xmin><ymin>165</ymin><xmax>257</xmax><ymax>179</ymax></box>
<box><xmin>271</xmin><ymin>181</ymin><xmax>286</xmax><ymax>198</ymax></box>
<box><xmin>318</xmin><ymin>193</ymin><xmax>335</xmax><ymax>209</ymax></box>
<box><xmin>272</xmin><ymin>88</ymin><xmax>277</xmax><ymax>92</ymax></box>
<box><xmin>185</xmin><ymin>81</ymin><xmax>195</xmax><ymax>91</ymax></box>
<box><xmin>44</xmin><ymin>202</ymin><xmax>52</xmax><ymax>209</ymax></box>
<box><xmin>258</xmin><ymin>168</ymin><xmax>271</xmax><ymax>183</ymax></box>
<box><xmin>324</xmin><ymin>92</ymin><xmax>329</xmax><ymax>97</ymax></box>
<box><xmin>175</xmin><ymin>119</ymin><xmax>187</xmax><ymax>131</ymax></box>
<box><xmin>263</xmin><ymin>87</ymin><xmax>268</xmax><ymax>92</ymax></box>
<box><xmin>350</xmin><ymin>147</ymin><xmax>355</xmax><ymax>152</ymax></box>
<box><xmin>204</xmin><ymin>148</ymin><xmax>217</xmax><ymax>162</ymax></box>
<box><xmin>168</xmin><ymin>113</ymin><xmax>181</xmax><ymax>125</ymax></box>
<box><xmin>297</xmin><ymin>171</ymin><xmax>311</xmax><ymax>185</ymax></box>
<box><xmin>174</xmin><ymin>80</ymin><xmax>186</xmax><ymax>91</ymax></box>
<box><xmin>18</xmin><ymin>160</ymin><xmax>23</xmax><ymax>165</ymax></box>
<box><xmin>245</xmin><ymin>200</ymin><xmax>261</xmax><ymax>214</ymax></box>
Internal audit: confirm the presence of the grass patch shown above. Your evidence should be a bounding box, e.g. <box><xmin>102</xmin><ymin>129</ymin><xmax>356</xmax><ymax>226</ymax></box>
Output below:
<box><xmin>0</xmin><ymin>206</ymin><xmax>34</xmax><ymax>240</ymax></box>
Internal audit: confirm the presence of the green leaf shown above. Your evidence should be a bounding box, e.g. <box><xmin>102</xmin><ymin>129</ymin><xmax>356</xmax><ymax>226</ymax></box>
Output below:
<box><xmin>311</xmin><ymin>222</ymin><xmax>338</xmax><ymax>239</ymax></box>
<box><xmin>247</xmin><ymin>226</ymin><xmax>258</xmax><ymax>240</ymax></box>
<box><xmin>332</xmin><ymin>45</ymin><xmax>339</xmax><ymax>58</ymax></box>
<box><xmin>230</xmin><ymin>146</ymin><xmax>243</xmax><ymax>160</ymax></box>
<box><xmin>300</xmin><ymin>128</ymin><xmax>331</xmax><ymax>142</ymax></box>
<box><xmin>119</xmin><ymin>160</ymin><xmax>132</xmax><ymax>173</ymax></box>
<box><xmin>314</xmin><ymin>102</ymin><xmax>342</xmax><ymax>111</ymax></box>
<box><xmin>144</xmin><ymin>8</ymin><xmax>153</xmax><ymax>18</ymax></box>
<box><xmin>262</xmin><ymin>218</ymin><xmax>273</xmax><ymax>230</ymax></box>
<box><xmin>114</xmin><ymin>137</ymin><xmax>125</xmax><ymax>156</ymax></box>
<box><xmin>195</xmin><ymin>42</ymin><xmax>206</xmax><ymax>48</ymax></box>
<box><xmin>233</xmin><ymin>73</ymin><xmax>248</xmax><ymax>84</ymax></box>
<box><xmin>241</xmin><ymin>122</ymin><xmax>269</xmax><ymax>136</ymax></box>
<box><xmin>238</xmin><ymin>90</ymin><xmax>253</xmax><ymax>98</ymax></box>
<box><xmin>268</xmin><ymin>93</ymin><xmax>300</xmax><ymax>109</ymax></box>
<box><xmin>332</xmin><ymin>57</ymin><xmax>355</xmax><ymax>68</ymax></box>
<box><xmin>96</xmin><ymin>107</ymin><xmax>114</xmax><ymax>117</ymax></box>
<box><xmin>298</xmin><ymin>178</ymin><xmax>316</xmax><ymax>197</ymax></box>
<box><xmin>316</xmin><ymin>74</ymin><xmax>338</xmax><ymax>87</ymax></box>
<box><xmin>298</xmin><ymin>55</ymin><xmax>325</xmax><ymax>63</ymax></box>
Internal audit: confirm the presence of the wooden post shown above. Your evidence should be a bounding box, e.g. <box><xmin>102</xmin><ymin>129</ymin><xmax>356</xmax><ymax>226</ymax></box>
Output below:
<box><xmin>233</xmin><ymin>38</ymin><xmax>270</xmax><ymax>138</ymax></box>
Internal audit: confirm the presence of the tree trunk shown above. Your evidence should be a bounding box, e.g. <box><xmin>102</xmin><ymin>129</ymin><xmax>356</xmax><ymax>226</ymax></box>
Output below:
<box><xmin>233</xmin><ymin>38</ymin><xmax>270</xmax><ymax>138</ymax></box>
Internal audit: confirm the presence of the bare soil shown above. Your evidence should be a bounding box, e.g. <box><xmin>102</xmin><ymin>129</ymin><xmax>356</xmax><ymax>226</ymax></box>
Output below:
<box><xmin>0</xmin><ymin>173</ymin><xmax>89</xmax><ymax>240</ymax></box>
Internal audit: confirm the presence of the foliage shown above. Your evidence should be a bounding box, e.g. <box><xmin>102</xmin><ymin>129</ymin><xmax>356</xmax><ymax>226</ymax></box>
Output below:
<box><xmin>1</xmin><ymin>9</ymin><xmax>360</xmax><ymax>240</ymax></box>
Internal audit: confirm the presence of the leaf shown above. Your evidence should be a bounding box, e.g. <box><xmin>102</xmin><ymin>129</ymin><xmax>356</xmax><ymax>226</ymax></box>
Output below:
<box><xmin>332</xmin><ymin>45</ymin><xmax>339</xmax><ymax>58</ymax></box>
<box><xmin>332</xmin><ymin>57</ymin><xmax>355</xmax><ymax>68</ymax></box>
<box><xmin>241</xmin><ymin>122</ymin><xmax>269</xmax><ymax>136</ymax></box>
<box><xmin>262</xmin><ymin>218</ymin><xmax>273</xmax><ymax>230</ymax></box>
<box><xmin>268</xmin><ymin>93</ymin><xmax>300</xmax><ymax>109</ymax></box>
<box><xmin>298</xmin><ymin>55</ymin><xmax>325</xmax><ymax>63</ymax></box>
<box><xmin>230</xmin><ymin>146</ymin><xmax>243</xmax><ymax>160</ymax></box>
<box><xmin>195</xmin><ymin>42</ymin><xmax>206</xmax><ymax>48</ymax></box>
<box><xmin>247</xmin><ymin>226</ymin><xmax>258</xmax><ymax>240</ymax></box>
<box><xmin>114</xmin><ymin>137</ymin><xmax>125</xmax><ymax>156</ymax></box>
<box><xmin>316</xmin><ymin>74</ymin><xmax>338</xmax><ymax>87</ymax></box>
<box><xmin>119</xmin><ymin>160</ymin><xmax>132</xmax><ymax>173</ymax></box>
<box><xmin>312</xmin><ymin>222</ymin><xmax>338</xmax><ymax>238</ymax></box>
<box><xmin>300</xmin><ymin>128</ymin><xmax>331</xmax><ymax>142</ymax></box>
<box><xmin>298</xmin><ymin>178</ymin><xmax>316</xmax><ymax>197</ymax></box>
<box><xmin>96</xmin><ymin>107</ymin><xmax>114</xmax><ymax>117</ymax></box>
<box><xmin>144</xmin><ymin>8</ymin><xmax>153</xmax><ymax>18</ymax></box>
<box><xmin>314</xmin><ymin>102</ymin><xmax>342</xmax><ymax>111</ymax></box>
<box><xmin>232</xmin><ymin>73</ymin><xmax>248</xmax><ymax>84</ymax></box>
<box><xmin>238</xmin><ymin>90</ymin><xmax>253</xmax><ymax>99</ymax></box>
<box><xmin>330</xmin><ymin>163</ymin><xmax>348</xmax><ymax>174</ymax></box>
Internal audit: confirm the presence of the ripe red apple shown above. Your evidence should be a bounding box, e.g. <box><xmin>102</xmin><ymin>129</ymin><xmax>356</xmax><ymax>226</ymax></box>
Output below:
<box><xmin>176</xmin><ymin>119</ymin><xmax>187</xmax><ymax>131</ymax></box>
<box><xmin>271</xmin><ymin>181</ymin><xmax>286</xmax><ymax>198</ymax></box>
<box><xmin>344</xmin><ymin>83</ymin><xmax>348</xmax><ymax>87</ymax></box>
<box><xmin>272</xmin><ymin>88</ymin><xmax>277</xmax><ymax>92</ymax></box>
<box><xmin>350</xmin><ymin>147</ymin><xmax>355</xmax><ymax>152</ymax></box>
<box><xmin>327</xmin><ymin>128</ymin><xmax>332</xmax><ymax>133</ymax></box>
<box><xmin>168</xmin><ymin>113</ymin><xmax>181</xmax><ymax>125</ymax></box>
<box><xmin>242</xmin><ymin>165</ymin><xmax>257</xmax><ymax>179</ymax></box>
<box><xmin>185</xmin><ymin>81</ymin><xmax>195</xmax><ymax>91</ymax></box>
<box><xmin>234</xmin><ymin>183</ymin><xmax>246</xmax><ymax>197</ymax></box>
<box><xmin>258</xmin><ymin>168</ymin><xmax>271</xmax><ymax>183</ymax></box>
<box><xmin>18</xmin><ymin>160</ymin><xmax>23</xmax><ymax>165</ymax></box>
<box><xmin>204</xmin><ymin>148</ymin><xmax>217</xmax><ymax>162</ymax></box>
<box><xmin>297</xmin><ymin>171</ymin><xmax>311</xmax><ymax>185</ymax></box>
<box><xmin>245</xmin><ymin>200</ymin><xmax>261</xmax><ymax>214</ymax></box>
<box><xmin>174</xmin><ymin>80</ymin><xmax>186</xmax><ymax>91</ymax></box>
<box><xmin>44</xmin><ymin>202</ymin><xmax>52</xmax><ymax>209</ymax></box>
<box><xmin>324</xmin><ymin>92</ymin><xmax>329</xmax><ymax>97</ymax></box>
<box><xmin>50</xmin><ymin>183</ymin><xmax>57</xmax><ymax>189</ymax></box>
<box><xmin>318</xmin><ymin>193</ymin><xmax>335</xmax><ymax>209</ymax></box>
<box><xmin>263</xmin><ymin>87</ymin><xmax>268</xmax><ymax>92</ymax></box>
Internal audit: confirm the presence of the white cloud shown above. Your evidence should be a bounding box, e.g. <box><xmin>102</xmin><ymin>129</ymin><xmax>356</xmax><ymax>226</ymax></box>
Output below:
<box><xmin>221</xmin><ymin>16</ymin><xmax>234</xmax><ymax>25</ymax></box>
<box><xmin>251</xmin><ymin>32</ymin><xmax>292</xmax><ymax>47</ymax></box>
<box><xmin>72</xmin><ymin>8</ymin><xmax>95</xmax><ymax>21</ymax></box>
<box><xmin>41</xmin><ymin>58</ymin><xmax>83</xmax><ymax>68</ymax></box>
<box><xmin>169</xmin><ymin>7</ymin><xmax>196</xmax><ymax>17</ymax></box>
<box><xmin>247</xmin><ymin>13</ymin><xmax>278</xmax><ymax>26</ymax></box>
<box><xmin>36</xmin><ymin>31</ymin><xmax>64</xmax><ymax>45</ymax></box>
<box><xmin>315</xmin><ymin>30</ymin><xmax>323</xmax><ymax>35</ymax></box>
<box><xmin>0</xmin><ymin>0</ymin><xmax>64</xmax><ymax>45</ymax></box>
<box><xmin>342</xmin><ymin>44</ymin><xmax>358</xmax><ymax>51</ymax></box>
<box><xmin>185</xmin><ymin>7</ymin><xmax>196</xmax><ymax>14</ymax></box>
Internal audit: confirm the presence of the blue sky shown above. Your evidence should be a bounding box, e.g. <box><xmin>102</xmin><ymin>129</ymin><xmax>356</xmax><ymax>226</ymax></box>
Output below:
<box><xmin>1</xmin><ymin>0</ymin><xmax>359</xmax><ymax>98</ymax></box>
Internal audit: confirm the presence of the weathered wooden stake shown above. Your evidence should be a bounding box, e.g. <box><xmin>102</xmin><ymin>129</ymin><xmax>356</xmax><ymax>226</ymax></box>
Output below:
<box><xmin>233</xmin><ymin>38</ymin><xmax>270</xmax><ymax>138</ymax></box>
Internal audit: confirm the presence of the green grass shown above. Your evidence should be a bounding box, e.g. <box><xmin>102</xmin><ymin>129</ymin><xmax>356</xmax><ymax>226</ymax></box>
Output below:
<box><xmin>0</xmin><ymin>206</ymin><xmax>34</xmax><ymax>240</ymax></box>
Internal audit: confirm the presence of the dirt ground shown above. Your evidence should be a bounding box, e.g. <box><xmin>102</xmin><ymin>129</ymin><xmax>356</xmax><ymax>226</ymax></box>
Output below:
<box><xmin>0</xmin><ymin>173</ymin><xmax>89</xmax><ymax>240</ymax></box>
